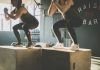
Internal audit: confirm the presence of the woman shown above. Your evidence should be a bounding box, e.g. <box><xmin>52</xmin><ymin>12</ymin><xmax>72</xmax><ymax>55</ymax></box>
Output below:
<box><xmin>4</xmin><ymin>0</ymin><xmax>39</xmax><ymax>48</ymax></box>
<box><xmin>48</xmin><ymin>0</ymin><xmax>82</xmax><ymax>50</ymax></box>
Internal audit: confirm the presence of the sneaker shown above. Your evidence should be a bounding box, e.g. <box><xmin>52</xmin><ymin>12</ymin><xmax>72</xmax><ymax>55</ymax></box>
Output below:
<box><xmin>13</xmin><ymin>43</ymin><xmax>23</xmax><ymax>47</ymax></box>
<box><xmin>70</xmin><ymin>43</ymin><xmax>79</xmax><ymax>51</ymax></box>
<box><xmin>53</xmin><ymin>42</ymin><xmax>64</xmax><ymax>48</ymax></box>
<box><xmin>26</xmin><ymin>43</ymin><xmax>33</xmax><ymax>48</ymax></box>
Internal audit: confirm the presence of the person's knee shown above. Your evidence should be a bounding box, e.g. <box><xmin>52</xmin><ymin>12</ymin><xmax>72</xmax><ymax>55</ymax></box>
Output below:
<box><xmin>25</xmin><ymin>30</ymin><xmax>30</xmax><ymax>35</ymax></box>
<box><xmin>23</xmin><ymin>26</ymin><xmax>29</xmax><ymax>33</ymax></box>
<box><xmin>13</xmin><ymin>26</ymin><xmax>18</xmax><ymax>31</ymax></box>
<box><xmin>53</xmin><ymin>20</ymin><xmax>63</xmax><ymax>30</ymax></box>
<box><xmin>53</xmin><ymin>24</ymin><xmax>58</xmax><ymax>30</ymax></box>
<box><xmin>23</xmin><ymin>25</ymin><xmax>28</xmax><ymax>30</ymax></box>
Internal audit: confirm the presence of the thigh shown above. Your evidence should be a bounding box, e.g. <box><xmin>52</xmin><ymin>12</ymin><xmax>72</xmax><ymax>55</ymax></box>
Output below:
<box><xmin>13</xmin><ymin>23</ymin><xmax>24</xmax><ymax>30</ymax></box>
<box><xmin>53</xmin><ymin>19</ymin><xmax>67</xmax><ymax>28</ymax></box>
<box><xmin>23</xmin><ymin>23</ymin><xmax>39</xmax><ymax>29</ymax></box>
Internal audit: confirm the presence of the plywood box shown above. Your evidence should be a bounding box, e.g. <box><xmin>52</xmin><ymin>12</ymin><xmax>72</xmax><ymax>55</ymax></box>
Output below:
<box><xmin>42</xmin><ymin>48</ymin><xmax>91</xmax><ymax>70</ymax></box>
<box><xmin>0</xmin><ymin>46</ymin><xmax>91</xmax><ymax>70</ymax></box>
<box><xmin>0</xmin><ymin>46</ymin><xmax>41</xmax><ymax>70</ymax></box>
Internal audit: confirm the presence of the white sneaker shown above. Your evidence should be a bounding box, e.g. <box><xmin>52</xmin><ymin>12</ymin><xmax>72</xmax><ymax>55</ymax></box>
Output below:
<box><xmin>12</xmin><ymin>43</ymin><xmax>23</xmax><ymax>47</ymax></box>
<box><xmin>69</xmin><ymin>43</ymin><xmax>79</xmax><ymax>51</ymax></box>
<box><xmin>53</xmin><ymin>42</ymin><xmax>64</xmax><ymax>48</ymax></box>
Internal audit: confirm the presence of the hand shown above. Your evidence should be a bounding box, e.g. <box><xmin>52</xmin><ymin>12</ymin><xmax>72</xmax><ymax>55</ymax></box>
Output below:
<box><xmin>4</xmin><ymin>8</ymin><xmax>8</xmax><ymax>14</ymax></box>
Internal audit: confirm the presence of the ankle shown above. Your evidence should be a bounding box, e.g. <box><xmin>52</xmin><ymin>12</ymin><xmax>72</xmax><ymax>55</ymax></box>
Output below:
<box><xmin>17</xmin><ymin>42</ymin><xmax>22</xmax><ymax>45</ymax></box>
<box><xmin>26</xmin><ymin>42</ymin><xmax>33</xmax><ymax>48</ymax></box>
<box><xmin>13</xmin><ymin>42</ymin><xmax>23</xmax><ymax>47</ymax></box>
<box><xmin>71</xmin><ymin>42</ymin><xmax>78</xmax><ymax>46</ymax></box>
<box><xmin>53</xmin><ymin>42</ymin><xmax>64</xmax><ymax>48</ymax></box>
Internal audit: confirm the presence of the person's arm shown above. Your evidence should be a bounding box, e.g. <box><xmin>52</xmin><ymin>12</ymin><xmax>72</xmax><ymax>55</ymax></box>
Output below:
<box><xmin>5</xmin><ymin>9</ymin><xmax>16</xmax><ymax>20</ymax></box>
<box><xmin>4</xmin><ymin>13</ymin><xmax>10</xmax><ymax>20</ymax></box>
<box><xmin>5</xmin><ymin>8</ymin><xmax>25</xmax><ymax>20</ymax></box>
<box><xmin>54</xmin><ymin>0</ymin><xmax>74</xmax><ymax>17</ymax></box>
<box><xmin>48</xmin><ymin>0</ymin><xmax>58</xmax><ymax>16</ymax></box>
<box><xmin>4</xmin><ymin>8</ymin><xmax>10</xmax><ymax>20</ymax></box>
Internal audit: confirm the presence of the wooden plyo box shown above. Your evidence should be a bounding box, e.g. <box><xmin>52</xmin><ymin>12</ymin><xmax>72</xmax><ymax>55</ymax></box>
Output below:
<box><xmin>0</xmin><ymin>46</ymin><xmax>41</xmax><ymax>70</ymax></box>
<box><xmin>42</xmin><ymin>48</ymin><xmax>91</xmax><ymax>70</ymax></box>
<box><xmin>0</xmin><ymin>46</ymin><xmax>91</xmax><ymax>70</ymax></box>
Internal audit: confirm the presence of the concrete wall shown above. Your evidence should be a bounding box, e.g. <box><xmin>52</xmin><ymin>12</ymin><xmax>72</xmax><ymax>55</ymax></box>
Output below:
<box><xmin>0</xmin><ymin>31</ymin><xmax>25</xmax><ymax>45</ymax></box>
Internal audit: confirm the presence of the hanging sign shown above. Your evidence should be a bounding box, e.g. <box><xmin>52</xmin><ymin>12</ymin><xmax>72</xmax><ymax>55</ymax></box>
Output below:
<box><xmin>77</xmin><ymin>0</ymin><xmax>100</xmax><ymax>25</ymax></box>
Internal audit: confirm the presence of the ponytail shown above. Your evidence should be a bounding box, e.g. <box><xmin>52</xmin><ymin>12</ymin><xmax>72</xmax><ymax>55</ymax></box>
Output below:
<box><xmin>16</xmin><ymin>0</ymin><xmax>22</xmax><ymax>9</ymax></box>
<box><xmin>11</xmin><ymin>0</ymin><xmax>22</xmax><ymax>9</ymax></box>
